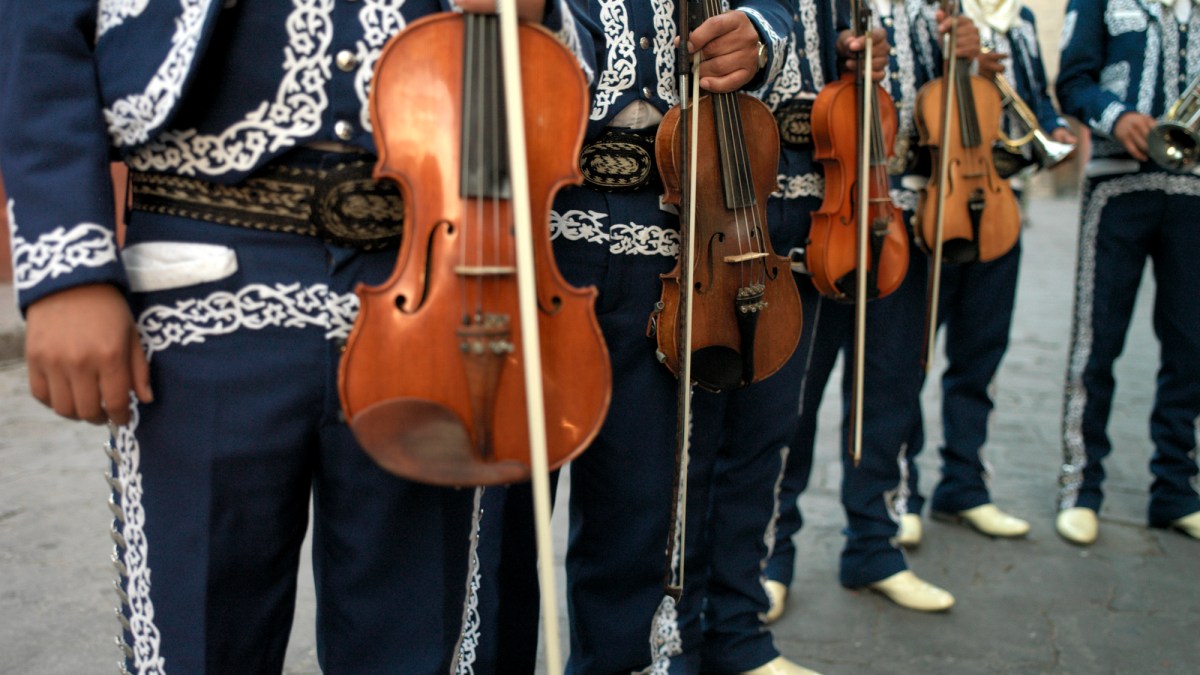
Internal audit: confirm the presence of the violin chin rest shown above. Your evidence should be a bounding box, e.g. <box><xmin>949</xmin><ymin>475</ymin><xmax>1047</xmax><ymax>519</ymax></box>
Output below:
<box><xmin>351</xmin><ymin>398</ymin><xmax>530</xmax><ymax>487</ymax></box>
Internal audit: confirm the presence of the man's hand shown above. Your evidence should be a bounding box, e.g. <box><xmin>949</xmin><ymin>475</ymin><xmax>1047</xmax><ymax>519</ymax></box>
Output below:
<box><xmin>24</xmin><ymin>284</ymin><xmax>152</xmax><ymax>426</ymax></box>
<box><xmin>457</xmin><ymin>0</ymin><xmax>546</xmax><ymax>22</ymax></box>
<box><xmin>688</xmin><ymin>11</ymin><xmax>763</xmax><ymax>93</ymax></box>
<box><xmin>1113</xmin><ymin>112</ymin><xmax>1157</xmax><ymax>162</ymax></box>
<box><xmin>1051</xmin><ymin>126</ymin><xmax>1079</xmax><ymax>146</ymax></box>
<box><xmin>977</xmin><ymin>50</ymin><xmax>1006</xmax><ymax>81</ymax></box>
<box><xmin>936</xmin><ymin>11</ymin><xmax>981</xmax><ymax>61</ymax></box>
<box><xmin>836</xmin><ymin>28</ymin><xmax>890</xmax><ymax>82</ymax></box>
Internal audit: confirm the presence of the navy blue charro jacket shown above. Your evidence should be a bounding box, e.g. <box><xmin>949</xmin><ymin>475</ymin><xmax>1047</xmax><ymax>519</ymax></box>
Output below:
<box><xmin>1058</xmin><ymin>0</ymin><xmax>1200</xmax><ymax>159</ymax></box>
<box><xmin>0</xmin><ymin>0</ymin><xmax>592</xmax><ymax>312</ymax></box>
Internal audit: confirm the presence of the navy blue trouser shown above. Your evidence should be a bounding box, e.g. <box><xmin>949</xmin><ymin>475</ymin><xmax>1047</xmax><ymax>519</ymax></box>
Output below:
<box><xmin>113</xmin><ymin>182</ymin><xmax>480</xmax><ymax>672</ymax></box>
<box><xmin>697</xmin><ymin>149</ymin><xmax>830</xmax><ymax>672</ymax></box>
<box><xmin>551</xmin><ymin>182</ymin><xmax>723</xmax><ymax>675</ymax></box>
<box><xmin>905</xmin><ymin>238</ymin><xmax>1022</xmax><ymax>515</ymax></box>
<box><xmin>767</xmin><ymin>207</ymin><xmax>929</xmax><ymax>590</ymax></box>
<box><xmin>1059</xmin><ymin>170</ymin><xmax>1200</xmax><ymax>525</ymax></box>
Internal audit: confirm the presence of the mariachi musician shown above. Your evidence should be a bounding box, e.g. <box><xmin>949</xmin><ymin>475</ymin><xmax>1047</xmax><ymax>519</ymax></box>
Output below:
<box><xmin>697</xmin><ymin>1</ymin><xmax>888</xmax><ymax>673</ymax></box>
<box><xmin>546</xmin><ymin>0</ymin><xmax>794</xmax><ymax>672</ymax></box>
<box><xmin>1054</xmin><ymin>0</ymin><xmax>1200</xmax><ymax>545</ymax></box>
<box><xmin>886</xmin><ymin>0</ymin><xmax>1078</xmax><ymax>548</ymax></box>
<box><xmin>762</xmin><ymin>0</ymin><xmax>980</xmax><ymax>616</ymax></box>
<box><xmin>0</xmin><ymin>0</ymin><xmax>591</xmax><ymax>672</ymax></box>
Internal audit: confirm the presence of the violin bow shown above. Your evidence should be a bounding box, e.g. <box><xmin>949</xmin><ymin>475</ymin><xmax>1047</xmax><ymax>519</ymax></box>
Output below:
<box><xmin>847</xmin><ymin>0</ymin><xmax>875</xmax><ymax>466</ymax></box>
<box><xmin>922</xmin><ymin>0</ymin><xmax>958</xmax><ymax>373</ymax></box>
<box><xmin>496</xmin><ymin>0</ymin><xmax>562</xmax><ymax>670</ymax></box>
<box><xmin>663</xmin><ymin>0</ymin><xmax>703</xmax><ymax>602</ymax></box>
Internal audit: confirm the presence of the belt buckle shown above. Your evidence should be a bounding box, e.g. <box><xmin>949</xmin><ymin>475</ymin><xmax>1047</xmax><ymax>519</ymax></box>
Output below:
<box><xmin>311</xmin><ymin>161</ymin><xmax>405</xmax><ymax>249</ymax></box>
<box><xmin>776</xmin><ymin>101</ymin><xmax>813</xmax><ymax>148</ymax></box>
<box><xmin>580</xmin><ymin>131</ymin><xmax>657</xmax><ymax>191</ymax></box>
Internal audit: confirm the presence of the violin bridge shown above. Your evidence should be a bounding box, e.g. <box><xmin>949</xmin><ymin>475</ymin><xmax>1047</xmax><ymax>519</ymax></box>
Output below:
<box><xmin>455</xmin><ymin>265</ymin><xmax>518</xmax><ymax>276</ymax></box>
<box><xmin>723</xmin><ymin>251</ymin><xmax>769</xmax><ymax>264</ymax></box>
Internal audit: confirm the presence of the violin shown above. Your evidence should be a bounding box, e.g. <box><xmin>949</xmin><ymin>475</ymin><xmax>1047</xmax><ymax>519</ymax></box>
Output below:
<box><xmin>807</xmin><ymin>3</ymin><xmax>908</xmax><ymax>303</ymax></box>
<box><xmin>806</xmin><ymin>0</ymin><xmax>908</xmax><ymax>462</ymax></box>
<box><xmin>337</xmin><ymin>11</ymin><xmax>610</xmax><ymax>488</ymax></box>
<box><xmin>912</xmin><ymin>0</ymin><xmax>1019</xmax><ymax>266</ymax></box>
<box><xmin>912</xmin><ymin>0</ymin><xmax>1019</xmax><ymax>368</ymax></box>
<box><xmin>650</xmin><ymin>0</ymin><xmax>802</xmax><ymax>393</ymax></box>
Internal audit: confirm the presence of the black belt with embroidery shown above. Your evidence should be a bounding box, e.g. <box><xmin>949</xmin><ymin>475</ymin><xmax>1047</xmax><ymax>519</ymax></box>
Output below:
<box><xmin>129</xmin><ymin>161</ymin><xmax>404</xmax><ymax>249</ymax></box>
<box><xmin>579</xmin><ymin>129</ymin><xmax>660</xmax><ymax>191</ymax></box>
<box><xmin>775</xmin><ymin>100</ymin><xmax>814</xmax><ymax>148</ymax></box>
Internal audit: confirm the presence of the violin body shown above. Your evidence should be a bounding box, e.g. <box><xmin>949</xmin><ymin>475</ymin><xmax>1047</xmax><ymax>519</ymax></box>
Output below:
<box><xmin>338</xmin><ymin>13</ymin><xmax>611</xmax><ymax>487</ymax></box>
<box><xmin>913</xmin><ymin>72</ymin><xmax>1020</xmax><ymax>264</ymax></box>
<box><xmin>652</xmin><ymin>92</ymin><xmax>801</xmax><ymax>391</ymax></box>
<box><xmin>808</xmin><ymin>73</ymin><xmax>909</xmax><ymax>301</ymax></box>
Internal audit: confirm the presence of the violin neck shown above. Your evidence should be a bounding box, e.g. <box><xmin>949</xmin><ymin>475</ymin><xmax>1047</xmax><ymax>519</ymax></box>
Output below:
<box><xmin>460</xmin><ymin>13</ymin><xmax>512</xmax><ymax>199</ymax></box>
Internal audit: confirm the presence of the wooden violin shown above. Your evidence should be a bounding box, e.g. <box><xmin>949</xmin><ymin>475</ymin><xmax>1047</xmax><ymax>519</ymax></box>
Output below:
<box><xmin>912</xmin><ymin>0</ymin><xmax>1019</xmax><ymax>368</ymax></box>
<box><xmin>807</xmin><ymin>3</ymin><xmax>908</xmax><ymax>303</ymax></box>
<box><xmin>913</xmin><ymin>0</ymin><xmax>1019</xmax><ymax>266</ymax></box>
<box><xmin>806</xmin><ymin>0</ymin><xmax>908</xmax><ymax>462</ymax></box>
<box><xmin>650</xmin><ymin>0</ymin><xmax>802</xmax><ymax>393</ymax></box>
<box><xmin>337</xmin><ymin>11</ymin><xmax>610</xmax><ymax>488</ymax></box>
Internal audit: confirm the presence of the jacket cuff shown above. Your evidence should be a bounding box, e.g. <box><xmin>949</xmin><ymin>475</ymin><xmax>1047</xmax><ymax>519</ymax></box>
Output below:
<box><xmin>7</xmin><ymin>200</ymin><xmax>126</xmax><ymax>313</ymax></box>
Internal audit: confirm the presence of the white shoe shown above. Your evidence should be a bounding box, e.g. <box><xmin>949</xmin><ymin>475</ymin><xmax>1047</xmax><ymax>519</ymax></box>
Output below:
<box><xmin>763</xmin><ymin>579</ymin><xmax>788</xmax><ymax>624</ymax></box>
<box><xmin>1171</xmin><ymin>511</ymin><xmax>1200</xmax><ymax>539</ymax></box>
<box><xmin>895</xmin><ymin>513</ymin><xmax>922</xmax><ymax>548</ymax></box>
<box><xmin>1056</xmin><ymin>507</ymin><xmax>1098</xmax><ymax>545</ymax></box>
<box><xmin>867</xmin><ymin>570</ymin><xmax>955</xmax><ymax>612</ymax></box>
<box><xmin>935</xmin><ymin>504</ymin><xmax>1031</xmax><ymax>538</ymax></box>
<box><xmin>740</xmin><ymin>656</ymin><xmax>822</xmax><ymax>675</ymax></box>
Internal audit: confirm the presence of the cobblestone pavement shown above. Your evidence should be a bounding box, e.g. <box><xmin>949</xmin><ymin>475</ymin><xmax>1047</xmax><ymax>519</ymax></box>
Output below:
<box><xmin>0</xmin><ymin>195</ymin><xmax>1196</xmax><ymax>674</ymax></box>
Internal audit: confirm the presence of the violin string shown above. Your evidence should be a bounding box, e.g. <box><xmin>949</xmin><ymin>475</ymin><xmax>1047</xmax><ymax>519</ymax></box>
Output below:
<box><xmin>487</xmin><ymin>15</ymin><xmax>502</xmax><ymax>319</ymax></box>
<box><xmin>463</xmin><ymin>15</ymin><xmax>477</xmax><ymax>321</ymax></box>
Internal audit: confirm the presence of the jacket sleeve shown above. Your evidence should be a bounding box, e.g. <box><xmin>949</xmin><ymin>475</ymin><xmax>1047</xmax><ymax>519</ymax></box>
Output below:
<box><xmin>1056</xmin><ymin>0</ymin><xmax>1124</xmax><ymax>137</ymax></box>
<box><xmin>0</xmin><ymin>2</ymin><xmax>126</xmax><ymax>314</ymax></box>
<box><xmin>1018</xmin><ymin>9</ymin><xmax>1068</xmax><ymax>133</ymax></box>
<box><xmin>736</xmin><ymin>0</ymin><xmax>794</xmax><ymax>91</ymax></box>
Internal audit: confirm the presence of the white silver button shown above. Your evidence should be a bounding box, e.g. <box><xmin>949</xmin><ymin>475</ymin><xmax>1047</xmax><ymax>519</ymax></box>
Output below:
<box><xmin>336</xmin><ymin>50</ymin><xmax>358</xmax><ymax>72</ymax></box>
<box><xmin>883</xmin><ymin>17</ymin><xmax>893</xmax><ymax>27</ymax></box>
<box><xmin>639</xmin><ymin>36</ymin><xmax>650</xmax><ymax>49</ymax></box>
<box><xmin>642</xmin><ymin>86</ymin><xmax>652</xmax><ymax>99</ymax></box>
<box><xmin>334</xmin><ymin>120</ymin><xmax>354</xmax><ymax>140</ymax></box>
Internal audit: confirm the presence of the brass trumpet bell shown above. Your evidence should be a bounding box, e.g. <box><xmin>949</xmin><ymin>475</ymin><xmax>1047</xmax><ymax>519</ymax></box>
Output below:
<box><xmin>992</xmin><ymin>70</ymin><xmax>1075</xmax><ymax>177</ymax></box>
<box><xmin>1148</xmin><ymin>74</ymin><xmax>1200</xmax><ymax>172</ymax></box>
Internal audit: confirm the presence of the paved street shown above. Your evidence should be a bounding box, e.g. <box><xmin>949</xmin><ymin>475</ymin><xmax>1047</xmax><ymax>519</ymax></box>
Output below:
<box><xmin>0</xmin><ymin>193</ymin><xmax>1197</xmax><ymax>673</ymax></box>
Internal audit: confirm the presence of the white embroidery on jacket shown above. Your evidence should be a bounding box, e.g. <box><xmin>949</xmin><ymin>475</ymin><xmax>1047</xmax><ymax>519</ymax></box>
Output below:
<box><xmin>8</xmin><ymin>200</ymin><xmax>119</xmax><ymax>292</ymax></box>
<box><xmin>550</xmin><ymin>209</ymin><xmax>678</xmax><ymax>257</ymax></box>
<box><xmin>105</xmin><ymin>0</ymin><xmax>216</xmax><ymax>147</ymax></box>
<box><xmin>125</xmin><ymin>0</ymin><xmax>333</xmax><ymax>176</ymax></box>
<box><xmin>97</xmin><ymin>0</ymin><xmax>151</xmax><ymax>38</ymax></box>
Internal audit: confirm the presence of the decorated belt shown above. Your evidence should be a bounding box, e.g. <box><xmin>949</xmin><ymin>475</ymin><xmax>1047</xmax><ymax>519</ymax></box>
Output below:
<box><xmin>775</xmin><ymin>100</ymin><xmax>813</xmax><ymax>148</ymax></box>
<box><xmin>129</xmin><ymin>161</ymin><xmax>404</xmax><ymax>249</ymax></box>
<box><xmin>579</xmin><ymin>129</ymin><xmax>660</xmax><ymax>191</ymax></box>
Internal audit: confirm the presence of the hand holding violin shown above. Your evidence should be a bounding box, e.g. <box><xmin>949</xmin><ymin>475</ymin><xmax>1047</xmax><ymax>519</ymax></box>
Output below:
<box><xmin>936</xmin><ymin>10</ymin><xmax>980</xmax><ymax>60</ymax></box>
<box><xmin>836</xmin><ymin>27</ymin><xmax>889</xmax><ymax>82</ymax></box>
<box><xmin>1113</xmin><ymin>112</ymin><xmax>1156</xmax><ymax>162</ymax></box>
<box><xmin>685</xmin><ymin>10</ymin><xmax>764</xmax><ymax>92</ymax></box>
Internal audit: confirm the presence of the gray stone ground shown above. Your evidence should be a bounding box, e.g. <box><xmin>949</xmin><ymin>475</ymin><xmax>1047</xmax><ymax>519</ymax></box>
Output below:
<box><xmin>1</xmin><ymin>193</ymin><xmax>1197</xmax><ymax>674</ymax></box>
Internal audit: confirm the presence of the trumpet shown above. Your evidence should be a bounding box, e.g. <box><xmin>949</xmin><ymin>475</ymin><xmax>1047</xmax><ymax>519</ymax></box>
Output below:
<box><xmin>1147</xmin><ymin>73</ymin><xmax>1200</xmax><ymax>172</ymax></box>
<box><xmin>991</xmin><ymin>72</ymin><xmax>1075</xmax><ymax>178</ymax></box>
